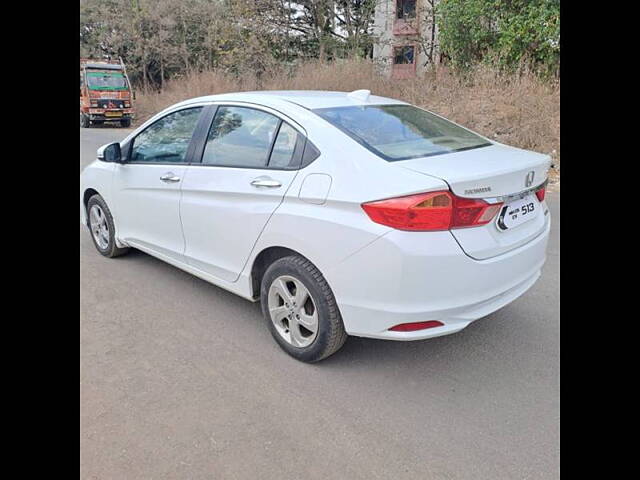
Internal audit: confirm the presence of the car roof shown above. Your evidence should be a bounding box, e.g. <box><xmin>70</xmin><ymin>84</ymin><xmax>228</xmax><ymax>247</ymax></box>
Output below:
<box><xmin>175</xmin><ymin>90</ymin><xmax>407</xmax><ymax>111</ymax></box>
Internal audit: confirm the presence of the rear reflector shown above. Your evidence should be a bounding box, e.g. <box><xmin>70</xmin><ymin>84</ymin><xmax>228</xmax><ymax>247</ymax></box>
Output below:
<box><xmin>362</xmin><ymin>191</ymin><xmax>502</xmax><ymax>231</ymax></box>
<box><xmin>389</xmin><ymin>321</ymin><xmax>444</xmax><ymax>332</ymax></box>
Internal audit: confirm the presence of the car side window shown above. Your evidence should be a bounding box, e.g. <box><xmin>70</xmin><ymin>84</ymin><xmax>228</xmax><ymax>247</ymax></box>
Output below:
<box><xmin>202</xmin><ymin>106</ymin><xmax>280</xmax><ymax>168</ymax></box>
<box><xmin>269</xmin><ymin>122</ymin><xmax>300</xmax><ymax>168</ymax></box>
<box><xmin>130</xmin><ymin>107</ymin><xmax>203</xmax><ymax>164</ymax></box>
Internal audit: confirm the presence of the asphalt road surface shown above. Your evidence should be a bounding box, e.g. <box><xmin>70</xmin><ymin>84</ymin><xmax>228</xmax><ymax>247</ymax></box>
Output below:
<box><xmin>81</xmin><ymin>127</ymin><xmax>560</xmax><ymax>480</ymax></box>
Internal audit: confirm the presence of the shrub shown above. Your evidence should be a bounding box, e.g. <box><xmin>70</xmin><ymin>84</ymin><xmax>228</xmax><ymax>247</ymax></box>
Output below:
<box><xmin>438</xmin><ymin>0</ymin><xmax>560</xmax><ymax>77</ymax></box>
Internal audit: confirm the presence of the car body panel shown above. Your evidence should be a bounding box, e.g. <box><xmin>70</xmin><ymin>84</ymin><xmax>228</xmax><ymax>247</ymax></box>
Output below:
<box><xmin>397</xmin><ymin>143</ymin><xmax>551</xmax><ymax>199</ymax></box>
<box><xmin>396</xmin><ymin>143</ymin><xmax>551</xmax><ymax>259</ymax></box>
<box><xmin>80</xmin><ymin>160</ymin><xmax>115</xmax><ymax>226</ymax></box>
<box><xmin>112</xmin><ymin>163</ymin><xmax>188</xmax><ymax>261</ymax></box>
<box><xmin>324</xmin><ymin>219</ymin><xmax>550</xmax><ymax>339</ymax></box>
<box><xmin>298</xmin><ymin>173</ymin><xmax>332</xmax><ymax>205</ymax></box>
<box><xmin>180</xmin><ymin>165</ymin><xmax>299</xmax><ymax>282</ymax></box>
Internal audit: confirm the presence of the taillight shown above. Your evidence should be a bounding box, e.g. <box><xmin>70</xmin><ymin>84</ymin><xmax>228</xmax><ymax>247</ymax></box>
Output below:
<box><xmin>361</xmin><ymin>191</ymin><xmax>503</xmax><ymax>231</ymax></box>
<box><xmin>535</xmin><ymin>185</ymin><xmax>546</xmax><ymax>202</ymax></box>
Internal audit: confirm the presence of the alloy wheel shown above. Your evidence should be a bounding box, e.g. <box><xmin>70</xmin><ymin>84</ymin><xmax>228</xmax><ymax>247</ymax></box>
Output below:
<box><xmin>89</xmin><ymin>204</ymin><xmax>110</xmax><ymax>250</ymax></box>
<box><xmin>268</xmin><ymin>275</ymin><xmax>319</xmax><ymax>348</ymax></box>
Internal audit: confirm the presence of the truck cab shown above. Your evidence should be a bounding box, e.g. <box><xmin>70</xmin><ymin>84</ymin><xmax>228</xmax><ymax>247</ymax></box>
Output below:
<box><xmin>80</xmin><ymin>58</ymin><xmax>134</xmax><ymax>128</ymax></box>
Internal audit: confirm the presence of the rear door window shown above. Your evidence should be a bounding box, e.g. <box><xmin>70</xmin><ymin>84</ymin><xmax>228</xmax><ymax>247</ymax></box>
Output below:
<box><xmin>268</xmin><ymin>122</ymin><xmax>300</xmax><ymax>168</ymax></box>
<box><xmin>202</xmin><ymin>106</ymin><xmax>280</xmax><ymax>168</ymax></box>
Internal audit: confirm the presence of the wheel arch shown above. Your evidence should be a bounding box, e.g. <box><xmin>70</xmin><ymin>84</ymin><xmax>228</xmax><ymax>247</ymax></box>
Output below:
<box><xmin>82</xmin><ymin>188</ymin><xmax>100</xmax><ymax>224</ymax></box>
<box><xmin>250</xmin><ymin>246</ymin><xmax>316</xmax><ymax>299</ymax></box>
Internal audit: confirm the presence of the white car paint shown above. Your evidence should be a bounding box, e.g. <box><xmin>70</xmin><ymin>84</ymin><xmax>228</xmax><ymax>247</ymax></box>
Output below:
<box><xmin>298</xmin><ymin>173</ymin><xmax>332</xmax><ymax>205</ymax></box>
<box><xmin>113</xmin><ymin>163</ymin><xmax>187</xmax><ymax>259</ymax></box>
<box><xmin>81</xmin><ymin>90</ymin><xmax>550</xmax><ymax>341</ymax></box>
<box><xmin>179</xmin><ymin>164</ymin><xmax>299</xmax><ymax>282</ymax></box>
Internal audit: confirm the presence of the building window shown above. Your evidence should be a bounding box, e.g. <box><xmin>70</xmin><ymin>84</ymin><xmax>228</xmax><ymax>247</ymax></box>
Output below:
<box><xmin>396</xmin><ymin>0</ymin><xmax>416</xmax><ymax>20</ymax></box>
<box><xmin>392</xmin><ymin>45</ymin><xmax>417</xmax><ymax>79</ymax></box>
<box><xmin>393</xmin><ymin>46</ymin><xmax>415</xmax><ymax>65</ymax></box>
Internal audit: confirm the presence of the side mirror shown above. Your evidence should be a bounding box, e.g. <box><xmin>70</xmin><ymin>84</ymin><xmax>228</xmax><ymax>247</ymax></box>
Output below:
<box><xmin>97</xmin><ymin>142</ymin><xmax>122</xmax><ymax>163</ymax></box>
<box><xmin>132</xmin><ymin>90</ymin><xmax>136</xmax><ymax>100</ymax></box>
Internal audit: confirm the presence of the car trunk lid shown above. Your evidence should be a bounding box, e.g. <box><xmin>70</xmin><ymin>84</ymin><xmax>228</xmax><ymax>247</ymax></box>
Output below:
<box><xmin>396</xmin><ymin>143</ymin><xmax>552</xmax><ymax>259</ymax></box>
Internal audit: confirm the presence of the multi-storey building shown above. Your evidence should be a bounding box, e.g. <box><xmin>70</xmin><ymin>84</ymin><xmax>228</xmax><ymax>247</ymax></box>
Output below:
<box><xmin>372</xmin><ymin>0</ymin><xmax>440</xmax><ymax>78</ymax></box>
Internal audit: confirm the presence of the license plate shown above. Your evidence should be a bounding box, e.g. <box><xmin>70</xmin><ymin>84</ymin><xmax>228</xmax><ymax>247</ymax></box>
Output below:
<box><xmin>105</xmin><ymin>111</ymin><xmax>122</xmax><ymax>118</ymax></box>
<box><xmin>496</xmin><ymin>194</ymin><xmax>538</xmax><ymax>231</ymax></box>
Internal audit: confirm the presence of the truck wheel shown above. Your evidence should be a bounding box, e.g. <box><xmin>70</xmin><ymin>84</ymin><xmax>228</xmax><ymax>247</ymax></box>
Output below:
<box><xmin>80</xmin><ymin>113</ymin><xmax>90</xmax><ymax>128</ymax></box>
<box><xmin>121</xmin><ymin>118</ymin><xmax>131</xmax><ymax>128</ymax></box>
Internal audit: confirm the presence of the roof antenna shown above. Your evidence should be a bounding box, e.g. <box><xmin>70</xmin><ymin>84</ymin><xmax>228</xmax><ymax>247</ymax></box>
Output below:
<box><xmin>347</xmin><ymin>89</ymin><xmax>371</xmax><ymax>102</ymax></box>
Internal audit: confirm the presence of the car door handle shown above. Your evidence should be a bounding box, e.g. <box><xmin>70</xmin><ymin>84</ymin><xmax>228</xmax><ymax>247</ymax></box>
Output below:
<box><xmin>160</xmin><ymin>173</ymin><xmax>181</xmax><ymax>183</ymax></box>
<box><xmin>250</xmin><ymin>178</ymin><xmax>281</xmax><ymax>188</ymax></box>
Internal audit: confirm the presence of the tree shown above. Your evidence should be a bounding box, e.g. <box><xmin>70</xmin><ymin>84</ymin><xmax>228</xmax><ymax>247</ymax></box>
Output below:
<box><xmin>334</xmin><ymin>0</ymin><xmax>378</xmax><ymax>59</ymax></box>
<box><xmin>438</xmin><ymin>0</ymin><xmax>560</xmax><ymax>76</ymax></box>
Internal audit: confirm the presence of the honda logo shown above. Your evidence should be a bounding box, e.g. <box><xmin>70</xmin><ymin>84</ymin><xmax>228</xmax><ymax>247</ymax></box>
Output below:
<box><xmin>525</xmin><ymin>171</ymin><xmax>535</xmax><ymax>187</ymax></box>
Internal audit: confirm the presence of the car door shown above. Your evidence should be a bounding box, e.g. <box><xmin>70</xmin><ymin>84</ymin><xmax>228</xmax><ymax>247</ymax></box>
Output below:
<box><xmin>179</xmin><ymin>104</ymin><xmax>305</xmax><ymax>282</ymax></box>
<box><xmin>113</xmin><ymin>106</ymin><xmax>205</xmax><ymax>261</ymax></box>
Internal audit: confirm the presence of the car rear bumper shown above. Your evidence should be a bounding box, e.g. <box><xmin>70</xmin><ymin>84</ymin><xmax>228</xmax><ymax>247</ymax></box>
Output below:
<box><xmin>325</xmin><ymin>218</ymin><xmax>550</xmax><ymax>340</ymax></box>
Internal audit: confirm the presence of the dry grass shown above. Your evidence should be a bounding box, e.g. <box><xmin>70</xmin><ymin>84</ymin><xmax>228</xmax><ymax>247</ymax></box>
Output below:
<box><xmin>135</xmin><ymin>59</ymin><xmax>560</xmax><ymax>185</ymax></box>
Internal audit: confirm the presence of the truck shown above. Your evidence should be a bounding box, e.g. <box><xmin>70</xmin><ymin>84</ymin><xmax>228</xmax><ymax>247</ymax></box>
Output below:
<box><xmin>80</xmin><ymin>57</ymin><xmax>134</xmax><ymax>128</ymax></box>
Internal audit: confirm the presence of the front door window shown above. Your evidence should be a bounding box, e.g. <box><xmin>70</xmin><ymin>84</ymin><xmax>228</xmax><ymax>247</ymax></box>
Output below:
<box><xmin>130</xmin><ymin>107</ymin><xmax>203</xmax><ymax>164</ymax></box>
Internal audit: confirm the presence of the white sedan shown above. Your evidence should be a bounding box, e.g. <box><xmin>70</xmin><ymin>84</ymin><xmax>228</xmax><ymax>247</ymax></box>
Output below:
<box><xmin>80</xmin><ymin>90</ymin><xmax>551</xmax><ymax>362</ymax></box>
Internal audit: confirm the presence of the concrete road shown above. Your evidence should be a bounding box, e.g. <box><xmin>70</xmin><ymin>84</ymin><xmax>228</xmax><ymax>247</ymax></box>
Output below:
<box><xmin>80</xmin><ymin>127</ymin><xmax>560</xmax><ymax>480</ymax></box>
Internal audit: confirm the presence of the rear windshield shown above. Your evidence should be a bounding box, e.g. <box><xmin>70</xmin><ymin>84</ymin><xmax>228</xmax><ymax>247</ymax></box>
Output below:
<box><xmin>86</xmin><ymin>71</ymin><xmax>128</xmax><ymax>91</ymax></box>
<box><xmin>313</xmin><ymin>104</ymin><xmax>491</xmax><ymax>161</ymax></box>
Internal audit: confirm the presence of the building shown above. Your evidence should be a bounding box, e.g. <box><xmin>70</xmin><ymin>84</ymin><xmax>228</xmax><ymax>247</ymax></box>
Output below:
<box><xmin>372</xmin><ymin>0</ymin><xmax>440</xmax><ymax>78</ymax></box>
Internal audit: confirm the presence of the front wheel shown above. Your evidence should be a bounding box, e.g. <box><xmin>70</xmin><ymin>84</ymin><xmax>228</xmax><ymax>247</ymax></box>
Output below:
<box><xmin>86</xmin><ymin>194</ymin><xmax>129</xmax><ymax>258</ymax></box>
<box><xmin>80</xmin><ymin>113</ymin><xmax>90</xmax><ymax>128</ymax></box>
<box><xmin>261</xmin><ymin>255</ymin><xmax>347</xmax><ymax>362</ymax></box>
<box><xmin>121</xmin><ymin>118</ymin><xmax>131</xmax><ymax>128</ymax></box>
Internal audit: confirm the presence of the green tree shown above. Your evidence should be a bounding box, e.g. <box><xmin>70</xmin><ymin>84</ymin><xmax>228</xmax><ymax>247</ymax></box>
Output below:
<box><xmin>438</xmin><ymin>0</ymin><xmax>559</xmax><ymax>76</ymax></box>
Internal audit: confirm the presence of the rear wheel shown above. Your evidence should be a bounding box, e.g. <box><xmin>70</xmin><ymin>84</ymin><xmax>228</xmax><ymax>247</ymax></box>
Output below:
<box><xmin>86</xmin><ymin>194</ymin><xmax>129</xmax><ymax>258</ymax></box>
<box><xmin>120</xmin><ymin>118</ymin><xmax>131</xmax><ymax>128</ymax></box>
<box><xmin>261</xmin><ymin>255</ymin><xmax>347</xmax><ymax>362</ymax></box>
<box><xmin>80</xmin><ymin>113</ymin><xmax>90</xmax><ymax>128</ymax></box>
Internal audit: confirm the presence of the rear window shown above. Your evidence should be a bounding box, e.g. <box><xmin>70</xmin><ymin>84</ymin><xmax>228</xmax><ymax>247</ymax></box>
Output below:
<box><xmin>312</xmin><ymin>105</ymin><xmax>491</xmax><ymax>161</ymax></box>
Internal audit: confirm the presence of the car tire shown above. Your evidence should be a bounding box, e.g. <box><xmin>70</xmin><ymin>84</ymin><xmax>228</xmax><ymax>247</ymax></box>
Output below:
<box><xmin>261</xmin><ymin>255</ymin><xmax>347</xmax><ymax>362</ymax></box>
<box><xmin>80</xmin><ymin>113</ymin><xmax>90</xmax><ymax>128</ymax></box>
<box><xmin>86</xmin><ymin>194</ymin><xmax>129</xmax><ymax>258</ymax></box>
<box><xmin>121</xmin><ymin>118</ymin><xmax>131</xmax><ymax>128</ymax></box>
